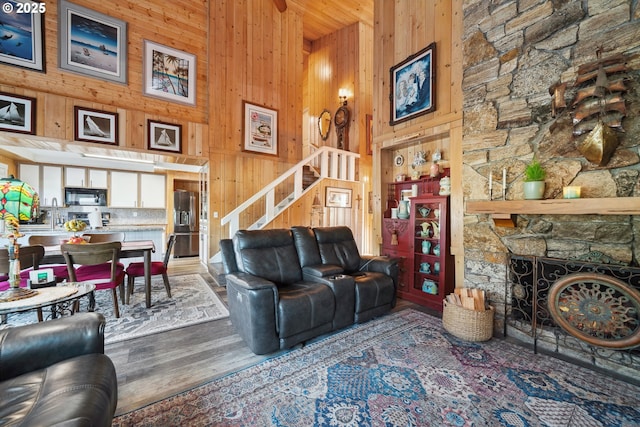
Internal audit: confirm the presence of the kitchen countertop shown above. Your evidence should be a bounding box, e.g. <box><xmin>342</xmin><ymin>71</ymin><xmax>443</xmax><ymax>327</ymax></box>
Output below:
<box><xmin>19</xmin><ymin>224</ymin><xmax>167</xmax><ymax>234</ymax></box>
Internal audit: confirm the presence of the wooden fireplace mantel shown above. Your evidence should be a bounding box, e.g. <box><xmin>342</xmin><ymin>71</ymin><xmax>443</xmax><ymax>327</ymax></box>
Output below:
<box><xmin>466</xmin><ymin>197</ymin><xmax>640</xmax><ymax>226</ymax></box>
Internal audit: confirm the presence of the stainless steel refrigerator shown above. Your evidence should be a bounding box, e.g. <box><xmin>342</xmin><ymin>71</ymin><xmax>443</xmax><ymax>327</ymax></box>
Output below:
<box><xmin>173</xmin><ymin>190</ymin><xmax>199</xmax><ymax>257</ymax></box>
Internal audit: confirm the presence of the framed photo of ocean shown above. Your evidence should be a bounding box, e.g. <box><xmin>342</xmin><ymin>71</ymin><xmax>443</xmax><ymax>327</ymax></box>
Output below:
<box><xmin>74</xmin><ymin>106</ymin><xmax>119</xmax><ymax>145</ymax></box>
<box><xmin>0</xmin><ymin>92</ymin><xmax>36</xmax><ymax>134</ymax></box>
<box><xmin>143</xmin><ymin>40</ymin><xmax>196</xmax><ymax>105</ymax></box>
<box><xmin>58</xmin><ymin>0</ymin><xmax>127</xmax><ymax>84</ymax></box>
<box><xmin>0</xmin><ymin>0</ymin><xmax>45</xmax><ymax>71</ymax></box>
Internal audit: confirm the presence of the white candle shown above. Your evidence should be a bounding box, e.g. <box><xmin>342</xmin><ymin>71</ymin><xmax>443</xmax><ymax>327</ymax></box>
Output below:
<box><xmin>488</xmin><ymin>170</ymin><xmax>492</xmax><ymax>200</ymax></box>
<box><xmin>502</xmin><ymin>168</ymin><xmax>506</xmax><ymax>199</ymax></box>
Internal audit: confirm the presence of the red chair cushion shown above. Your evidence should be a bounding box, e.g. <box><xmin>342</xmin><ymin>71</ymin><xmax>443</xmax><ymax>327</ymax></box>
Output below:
<box><xmin>125</xmin><ymin>261</ymin><xmax>166</xmax><ymax>277</ymax></box>
<box><xmin>0</xmin><ymin>279</ymin><xmax>29</xmax><ymax>291</ymax></box>
<box><xmin>75</xmin><ymin>263</ymin><xmax>125</xmax><ymax>290</ymax></box>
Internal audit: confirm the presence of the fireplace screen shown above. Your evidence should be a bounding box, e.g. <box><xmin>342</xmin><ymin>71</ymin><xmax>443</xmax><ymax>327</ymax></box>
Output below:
<box><xmin>508</xmin><ymin>255</ymin><xmax>640</xmax><ymax>377</ymax></box>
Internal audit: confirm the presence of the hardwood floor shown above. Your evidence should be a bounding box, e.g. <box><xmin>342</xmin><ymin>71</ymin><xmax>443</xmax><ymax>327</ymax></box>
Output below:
<box><xmin>106</xmin><ymin>258</ymin><xmax>431</xmax><ymax>416</ymax></box>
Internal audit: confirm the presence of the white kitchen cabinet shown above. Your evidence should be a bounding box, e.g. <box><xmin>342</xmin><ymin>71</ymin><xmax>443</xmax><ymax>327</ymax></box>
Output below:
<box><xmin>18</xmin><ymin>164</ymin><xmax>40</xmax><ymax>193</ymax></box>
<box><xmin>64</xmin><ymin>167</ymin><xmax>108</xmax><ymax>188</ymax></box>
<box><xmin>65</xmin><ymin>167</ymin><xmax>86</xmax><ymax>187</ymax></box>
<box><xmin>139</xmin><ymin>174</ymin><xmax>166</xmax><ymax>208</ymax></box>
<box><xmin>89</xmin><ymin>169</ymin><xmax>108</xmax><ymax>188</ymax></box>
<box><xmin>109</xmin><ymin>171</ymin><xmax>138</xmax><ymax>207</ymax></box>
<box><xmin>41</xmin><ymin>166</ymin><xmax>63</xmax><ymax>207</ymax></box>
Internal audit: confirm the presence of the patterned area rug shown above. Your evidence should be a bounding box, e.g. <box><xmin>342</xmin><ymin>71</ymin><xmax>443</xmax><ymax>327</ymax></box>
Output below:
<box><xmin>112</xmin><ymin>309</ymin><xmax>640</xmax><ymax>426</ymax></box>
<box><xmin>4</xmin><ymin>274</ymin><xmax>229</xmax><ymax>344</ymax></box>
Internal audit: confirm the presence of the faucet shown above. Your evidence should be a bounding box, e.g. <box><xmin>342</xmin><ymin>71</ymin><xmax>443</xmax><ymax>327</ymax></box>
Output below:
<box><xmin>51</xmin><ymin>197</ymin><xmax>58</xmax><ymax>230</ymax></box>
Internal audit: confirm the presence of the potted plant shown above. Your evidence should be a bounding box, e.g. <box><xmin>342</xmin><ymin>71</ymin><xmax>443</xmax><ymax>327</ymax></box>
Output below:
<box><xmin>523</xmin><ymin>158</ymin><xmax>546</xmax><ymax>200</ymax></box>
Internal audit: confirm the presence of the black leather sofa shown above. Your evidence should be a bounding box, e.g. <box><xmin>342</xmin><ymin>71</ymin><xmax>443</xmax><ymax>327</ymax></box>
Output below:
<box><xmin>221</xmin><ymin>226</ymin><xmax>398</xmax><ymax>354</ymax></box>
<box><xmin>0</xmin><ymin>313</ymin><xmax>118</xmax><ymax>426</ymax></box>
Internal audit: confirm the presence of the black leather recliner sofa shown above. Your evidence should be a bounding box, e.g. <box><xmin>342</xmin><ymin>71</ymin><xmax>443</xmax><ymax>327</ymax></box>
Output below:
<box><xmin>0</xmin><ymin>312</ymin><xmax>118</xmax><ymax>426</ymax></box>
<box><xmin>221</xmin><ymin>226</ymin><xmax>398</xmax><ymax>354</ymax></box>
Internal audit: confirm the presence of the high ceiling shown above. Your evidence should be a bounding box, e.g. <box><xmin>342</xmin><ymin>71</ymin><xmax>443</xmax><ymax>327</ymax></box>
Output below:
<box><xmin>289</xmin><ymin>0</ymin><xmax>374</xmax><ymax>42</ymax></box>
<box><xmin>0</xmin><ymin>1</ymin><xmax>374</xmax><ymax>172</ymax></box>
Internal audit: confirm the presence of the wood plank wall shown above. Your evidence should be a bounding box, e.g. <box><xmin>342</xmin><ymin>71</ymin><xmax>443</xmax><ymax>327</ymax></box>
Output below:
<box><xmin>372</xmin><ymin>0</ymin><xmax>464</xmax><ymax>284</ymax></box>
<box><xmin>0</xmin><ymin>0</ymin><xmax>209</xmax><ymax>157</ymax></box>
<box><xmin>208</xmin><ymin>0</ymin><xmax>305</xmax><ymax>250</ymax></box>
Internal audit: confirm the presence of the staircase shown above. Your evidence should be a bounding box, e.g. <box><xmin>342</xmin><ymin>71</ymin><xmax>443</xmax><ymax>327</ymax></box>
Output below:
<box><xmin>217</xmin><ymin>146</ymin><xmax>359</xmax><ymax>247</ymax></box>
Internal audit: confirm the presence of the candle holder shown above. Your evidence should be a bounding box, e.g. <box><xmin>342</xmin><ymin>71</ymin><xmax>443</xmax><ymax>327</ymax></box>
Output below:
<box><xmin>563</xmin><ymin>186</ymin><xmax>581</xmax><ymax>199</ymax></box>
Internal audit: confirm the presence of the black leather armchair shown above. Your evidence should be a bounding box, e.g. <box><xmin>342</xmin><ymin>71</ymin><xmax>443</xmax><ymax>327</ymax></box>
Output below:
<box><xmin>222</xmin><ymin>229</ymin><xmax>340</xmax><ymax>354</ymax></box>
<box><xmin>294</xmin><ymin>226</ymin><xmax>398</xmax><ymax>323</ymax></box>
<box><xmin>0</xmin><ymin>313</ymin><xmax>118</xmax><ymax>426</ymax></box>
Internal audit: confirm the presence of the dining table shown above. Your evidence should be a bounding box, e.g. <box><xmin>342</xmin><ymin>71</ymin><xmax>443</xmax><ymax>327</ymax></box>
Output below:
<box><xmin>42</xmin><ymin>240</ymin><xmax>158</xmax><ymax>308</ymax></box>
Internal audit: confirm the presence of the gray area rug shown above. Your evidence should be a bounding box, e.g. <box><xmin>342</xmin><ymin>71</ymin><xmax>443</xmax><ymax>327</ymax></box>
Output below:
<box><xmin>4</xmin><ymin>274</ymin><xmax>229</xmax><ymax>344</ymax></box>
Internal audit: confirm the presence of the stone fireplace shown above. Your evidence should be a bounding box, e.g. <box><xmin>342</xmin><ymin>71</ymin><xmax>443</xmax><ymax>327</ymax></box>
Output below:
<box><xmin>461</xmin><ymin>0</ymin><xmax>640</xmax><ymax>374</ymax></box>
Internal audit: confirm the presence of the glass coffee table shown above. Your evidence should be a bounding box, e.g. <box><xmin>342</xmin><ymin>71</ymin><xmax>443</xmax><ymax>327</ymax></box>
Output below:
<box><xmin>0</xmin><ymin>283</ymin><xmax>96</xmax><ymax>325</ymax></box>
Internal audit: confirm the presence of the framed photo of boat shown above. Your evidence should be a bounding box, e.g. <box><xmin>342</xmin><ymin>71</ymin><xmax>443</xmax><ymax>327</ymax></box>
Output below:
<box><xmin>243</xmin><ymin>101</ymin><xmax>278</xmax><ymax>156</ymax></box>
<box><xmin>58</xmin><ymin>0</ymin><xmax>127</xmax><ymax>84</ymax></box>
<box><xmin>0</xmin><ymin>92</ymin><xmax>36</xmax><ymax>135</ymax></box>
<box><xmin>74</xmin><ymin>106</ymin><xmax>118</xmax><ymax>145</ymax></box>
<box><xmin>0</xmin><ymin>0</ymin><xmax>45</xmax><ymax>71</ymax></box>
<box><xmin>148</xmin><ymin>120</ymin><xmax>182</xmax><ymax>153</ymax></box>
<box><xmin>389</xmin><ymin>43</ymin><xmax>436</xmax><ymax>126</ymax></box>
<box><xmin>143</xmin><ymin>40</ymin><xmax>196</xmax><ymax>105</ymax></box>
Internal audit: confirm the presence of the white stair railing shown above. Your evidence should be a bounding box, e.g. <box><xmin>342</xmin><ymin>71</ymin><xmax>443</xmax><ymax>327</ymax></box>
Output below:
<box><xmin>220</xmin><ymin>146</ymin><xmax>359</xmax><ymax>239</ymax></box>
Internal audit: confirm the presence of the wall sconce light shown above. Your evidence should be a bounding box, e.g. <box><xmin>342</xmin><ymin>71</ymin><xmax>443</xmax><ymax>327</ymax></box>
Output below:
<box><xmin>338</xmin><ymin>88</ymin><xmax>349</xmax><ymax>106</ymax></box>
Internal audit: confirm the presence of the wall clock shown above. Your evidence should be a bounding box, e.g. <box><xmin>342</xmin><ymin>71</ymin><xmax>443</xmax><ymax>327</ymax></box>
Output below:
<box><xmin>394</xmin><ymin>154</ymin><xmax>404</xmax><ymax>167</ymax></box>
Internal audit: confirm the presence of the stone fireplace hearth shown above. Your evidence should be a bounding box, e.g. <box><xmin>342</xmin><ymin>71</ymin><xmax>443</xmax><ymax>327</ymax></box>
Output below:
<box><xmin>508</xmin><ymin>255</ymin><xmax>640</xmax><ymax>384</ymax></box>
<box><xmin>461</xmin><ymin>0</ymin><xmax>640</xmax><ymax>364</ymax></box>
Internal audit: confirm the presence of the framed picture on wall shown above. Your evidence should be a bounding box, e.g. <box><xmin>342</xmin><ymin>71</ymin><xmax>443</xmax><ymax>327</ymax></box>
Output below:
<box><xmin>243</xmin><ymin>101</ymin><xmax>278</xmax><ymax>156</ymax></box>
<box><xmin>148</xmin><ymin>120</ymin><xmax>182</xmax><ymax>153</ymax></box>
<box><xmin>0</xmin><ymin>0</ymin><xmax>45</xmax><ymax>71</ymax></box>
<box><xmin>325</xmin><ymin>187</ymin><xmax>352</xmax><ymax>208</ymax></box>
<box><xmin>389</xmin><ymin>42</ymin><xmax>436</xmax><ymax>125</ymax></box>
<box><xmin>74</xmin><ymin>106</ymin><xmax>118</xmax><ymax>145</ymax></box>
<box><xmin>143</xmin><ymin>40</ymin><xmax>196</xmax><ymax>105</ymax></box>
<box><xmin>58</xmin><ymin>0</ymin><xmax>127</xmax><ymax>83</ymax></box>
<box><xmin>0</xmin><ymin>92</ymin><xmax>36</xmax><ymax>134</ymax></box>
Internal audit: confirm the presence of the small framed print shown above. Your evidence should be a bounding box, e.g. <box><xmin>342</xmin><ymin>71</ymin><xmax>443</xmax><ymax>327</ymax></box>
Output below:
<box><xmin>148</xmin><ymin>120</ymin><xmax>182</xmax><ymax>153</ymax></box>
<box><xmin>144</xmin><ymin>40</ymin><xmax>196</xmax><ymax>105</ymax></box>
<box><xmin>325</xmin><ymin>187</ymin><xmax>352</xmax><ymax>208</ymax></box>
<box><xmin>0</xmin><ymin>92</ymin><xmax>36</xmax><ymax>134</ymax></box>
<box><xmin>74</xmin><ymin>106</ymin><xmax>118</xmax><ymax>145</ymax></box>
<box><xmin>58</xmin><ymin>0</ymin><xmax>127</xmax><ymax>83</ymax></box>
<box><xmin>0</xmin><ymin>0</ymin><xmax>45</xmax><ymax>71</ymax></box>
<box><xmin>390</xmin><ymin>43</ymin><xmax>436</xmax><ymax>125</ymax></box>
<box><xmin>243</xmin><ymin>101</ymin><xmax>278</xmax><ymax>156</ymax></box>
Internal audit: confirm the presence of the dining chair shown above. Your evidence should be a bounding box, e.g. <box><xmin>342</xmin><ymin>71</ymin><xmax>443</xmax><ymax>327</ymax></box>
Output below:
<box><xmin>61</xmin><ymin>242</ymin><xmax>125</xmax><ymax>318</ymax></box>
<box><xmin>125</xmin><ymin>234</ymin><xmax>175</xmax><ymax>304</ymax></box>
<box><xmin>82</xmin><ymin>232</ymin><xmax>125</xmax><ymax>243</ymax></box>
<box><xmin>28</xmin><ymin>235</ymin><xmax>70</xmax><ymax>282</ymax></box>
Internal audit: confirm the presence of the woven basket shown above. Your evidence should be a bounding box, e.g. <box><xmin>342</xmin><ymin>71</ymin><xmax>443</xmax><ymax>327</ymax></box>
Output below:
<box><xmin>442</xmin><ymin>301</ymin><xmax>494</xmax><ymax>342</ymax></box>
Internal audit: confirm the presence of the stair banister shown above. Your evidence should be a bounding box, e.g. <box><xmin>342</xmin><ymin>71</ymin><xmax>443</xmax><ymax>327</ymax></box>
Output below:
<box><xmin>220</xmin><ymin>146</ymin><xmax>359</xmax><ymax>238</ymax></box>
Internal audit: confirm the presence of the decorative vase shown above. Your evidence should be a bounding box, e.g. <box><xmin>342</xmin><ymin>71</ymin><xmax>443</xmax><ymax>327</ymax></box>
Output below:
<box><xmin>524</xmin><ymin>181</ymin><xmax>545</xmax><ymax>200</ymax></box>
<box><xmin>397</xmin><ymin>200</ymin><xmax>410</xmax><ymax>219</ymax></box>
<box><xmin>422</xmin><ymin>240</ymin><xmax>431</xmax><ymax>254</ymax></box>
<box><xmin>432</xmin><ymin>243</ymin><xmax>440</xmax><ymax>257</ymax></box>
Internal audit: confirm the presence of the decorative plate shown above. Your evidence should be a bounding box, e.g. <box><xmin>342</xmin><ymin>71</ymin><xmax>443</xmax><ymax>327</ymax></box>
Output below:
<box><xmin>394</xmin><ymin>154</ymin><xmax>404</xmax><ymax>167</ymax></box>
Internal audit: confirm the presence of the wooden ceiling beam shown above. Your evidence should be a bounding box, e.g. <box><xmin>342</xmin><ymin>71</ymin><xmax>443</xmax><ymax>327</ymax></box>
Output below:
<box><xmin>273</xmin><ymin>0</ymin><xmax>287</xmax><ymax>13</ymax></box>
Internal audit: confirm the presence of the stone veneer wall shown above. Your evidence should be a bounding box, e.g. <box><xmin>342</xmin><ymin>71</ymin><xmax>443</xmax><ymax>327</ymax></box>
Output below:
<box><xmin>461</xmin><ymin>0</ymin><xmax>640</xmax><ymax>333</ymax></box>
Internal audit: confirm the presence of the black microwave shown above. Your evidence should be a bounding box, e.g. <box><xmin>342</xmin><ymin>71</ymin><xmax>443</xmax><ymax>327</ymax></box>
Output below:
<box><xmin>64</xmin><ymin>187</ymin><xmax>108</xmax><ymax>206</ymax></box>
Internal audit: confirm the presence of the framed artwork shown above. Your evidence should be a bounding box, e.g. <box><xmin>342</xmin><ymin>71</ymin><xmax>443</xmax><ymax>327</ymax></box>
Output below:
<box><xmin>243</xmin><ymin>101</ymin><xmax>278</xmax><ymax>156</ymax></box>
<box><xmin>0</xmin><ymin>92</ymin><xmax>36</xmax><ymax>134</ymax></box>
<box><xmin>144</xmin><ymin>40</ymin><xmax>196</xmax><ymax>105</ymax></box>
<box><xmin>325</xmin><ymin>187</ymin><xmax>352</xmax><ymax>208</ymax></box>
<box><xmin>74</xmin><ymin>106</ymin><xmax>118</xmax><ymax>145</ymax></box>
<box><xmin>148</xmin><ymin>120</ymin><xmax>182</xmax><ymax>153</ymax></box>
<box><xmin>389</xmin><ymin>42</ymin><xmax>436</xmax><ymax>125</ymax></box>
<box><xmin>58</xmin><ymin>0</ymin><xmax>127</xmax><ymax>83</ymax></box>
<box><xmin>366</xmin><ymin>114</ymin><xmax>373</xmax><ymax>155</ymax></box>
<box><xmin>0</xmin><ymin>0</ymin><xmax>45</xmax><ymax>71</ymax></box>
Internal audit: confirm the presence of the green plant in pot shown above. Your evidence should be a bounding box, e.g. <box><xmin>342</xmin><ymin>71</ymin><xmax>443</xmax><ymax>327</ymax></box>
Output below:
<box><xmin>523</xmin><ymin>158</ymin><xmax>546</xmax><ymax>200</ymax></box>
